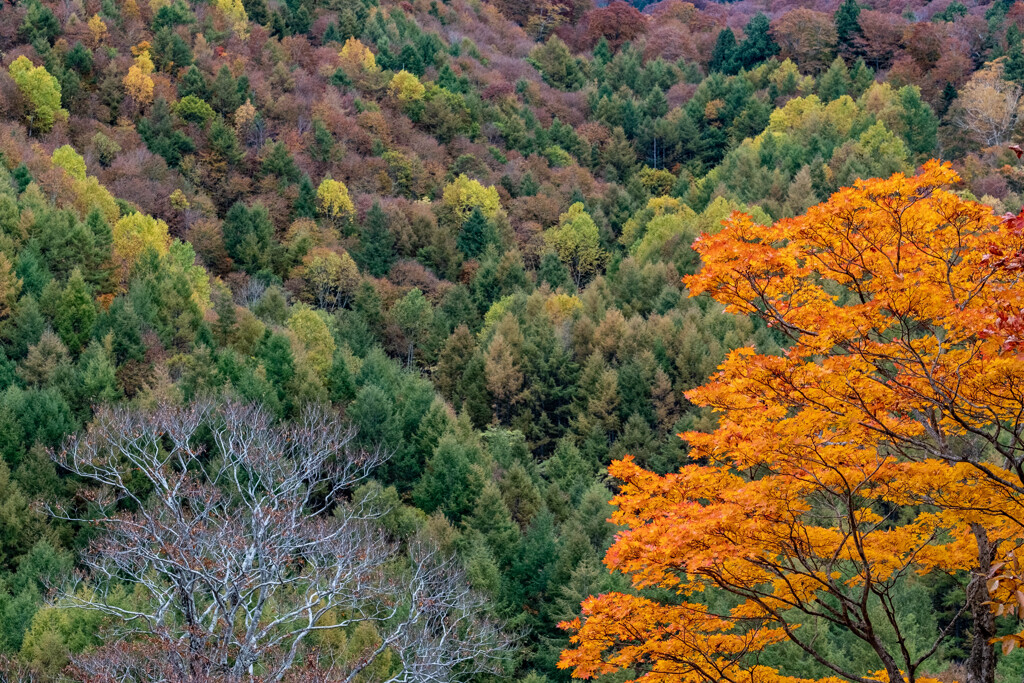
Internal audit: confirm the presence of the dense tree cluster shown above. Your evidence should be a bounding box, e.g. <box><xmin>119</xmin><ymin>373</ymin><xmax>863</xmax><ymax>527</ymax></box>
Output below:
<box><xmin>2</xmin><ymin>0</ymin><xmax>1024</xmax><ymax>680</ymax></box>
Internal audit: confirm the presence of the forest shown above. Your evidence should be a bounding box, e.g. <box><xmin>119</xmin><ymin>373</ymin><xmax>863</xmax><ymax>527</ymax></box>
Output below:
<box><xmin>2</xmin><ymin>0</ymin><xmax>1024</xmax><ymax>679</ymax></box>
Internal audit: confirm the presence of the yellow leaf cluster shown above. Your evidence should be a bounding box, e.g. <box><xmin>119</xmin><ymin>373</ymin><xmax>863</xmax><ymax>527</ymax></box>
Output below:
<box><xmin>339</xmin><ymin>38</ymin><xmax>378</xmax><ymax>72</ymax></box>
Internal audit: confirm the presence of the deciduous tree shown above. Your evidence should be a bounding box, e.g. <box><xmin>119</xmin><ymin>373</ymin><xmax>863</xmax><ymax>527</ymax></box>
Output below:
<box><xmin>561</xmin><ymin>162</ymin><xmax>1024</xmax><ymax>683</ymax></box>
<box><xmin>53</xmin><ymin>401</ymin><xmax>512</xmax><ymax>681</ymax></box>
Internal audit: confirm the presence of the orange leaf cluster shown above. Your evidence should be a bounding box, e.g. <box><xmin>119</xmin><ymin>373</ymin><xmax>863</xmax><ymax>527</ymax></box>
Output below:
<box><xmin>560</xmin><ymin>162</ymin><xmax>1024</xmax><ymax>683</ymax></box>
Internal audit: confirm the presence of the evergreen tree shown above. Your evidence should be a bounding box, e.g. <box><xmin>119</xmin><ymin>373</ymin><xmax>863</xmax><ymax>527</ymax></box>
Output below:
<box><xmin>897</xmin><ymin>86</ymin><xmax>938</xmax><ymax>156</ymax></box>
<box><xmin>84</xmin><ymin>209</ymin><xmax>114</xmax><ymax>294</ymax></box>
<box><xmin>210</xmin><ymin>66</ymin><xmax>241</xmax><ymax>114</ymax></box>
<box><xmin>54</xmin><ymin>269</ymin><xmax>95</xmax><ymax>355</ymax></box>
<box><xmin>461</xmin><ymin>352</ymin><xmax>492</xmax><ymax>429</ymax></box>
<box><xmin>467</xmin><ymin>481</ymin><xmax>521</xmax><ymax>568</ymax></box>
<box><xmin>242</xmin><ymin>0</ymin><xmax>268</xmax><ymax>24</ymax></box>
<box><xmin>293</xmin><ymin>174</ymin><xmax>316</xmax><ymax>219</ymax></box>
<box><xmin>357</xmin><ymin>203</ymin><xmax>395</xmax><ymax>277</ymax></box>
<box><xmin>261</xmin><ymin>141</ymin><xmax>300</xmax><ymax>183</ymax></box>
<box><xmin>309</xmin><ymin>119</ymin><xmax>335</xmax><ymax>164</ymax></box>
<box><xmin>736</xmin><ymin>13</ymin><xmax>778</xmax><ymax>69</ymax></box>
<box><xmin>709</xmin><ymin>28</ymin><xmax>739</xmax><ymax>75</ymax></box>
<box><xmin>503</xmin><ymin>510</ymin><xmax>556</xmax><ymax>622</ymax></box>
<box><xmin>412</xmin><ymin>435</ymin><xmax>482</xmax><ymax>523</ymax></box>
<box><xmin>258</xmin><ymin>332</ymin><xmax>295</xmax><ymax>399</ymax></box>
<box><xmin>327</xmin><ymin>351</ymin><xmax>356</xmax><ymax>404</ymax></box>
<box><xmin>457</xmin><ymin>207</ymin><xmax>494</xmax><ymax>259</ymax></box>
<box><xmin>835</xmin><ymin>0</ymin><xmax>862</xmax><ymax>48</ymax></box>
<box><xmin>75</xmin><ymin>340</ymin><xmax>120</xmax><ymax>409</ymax></box>
<box><xmin>222</xmin><ymin>203</ymin><xmax>274</xmax><ymax>273</ymax></box>
<box><xmin>6</xmin><ymin>296</ymin><xmax>45</xmax><ymax>359</ymax></box>
<box><xmin>849</xmin><ymin>58</ymin><xmax>875</xmax><ymax>97</ymax></box>
<box><xmin>212</xmin><ymin>284</ymin><xmax>236</xmax><ymax>346</ymax></box>
<box><xmin>101</xmin><ymin>297</ymin><xmax>145</xmax><ymax>364</ymax></box>
<box><xmin>137</xmin><ymin>98</ymin><xmax>194</xmax><ymax>167</ymax></box>
<box><xmin>177</xmin><ymin>65</ymin><xmax>208</xmax><ymax>100</ymax></box>
<box><xmin>208</xmin><ymin>117</ymin><xmax>243</xmax><ymax>166</ymax></box>
<box><xmin>1006</xmin><ymin>36</ymin><xmax>1024</xmax><ymax>85</ymax></box>
<box><xmin>818</xmin><ymin>56</ymin><xmax>851</xmax><ymax>101</ymax></box>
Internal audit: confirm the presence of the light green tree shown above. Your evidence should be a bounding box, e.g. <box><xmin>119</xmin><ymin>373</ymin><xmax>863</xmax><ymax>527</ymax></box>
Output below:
<box><xmin>9</xmin><ymin>57</ymin><xmax>67</xmax><ymax>134</ymax></box>
<box><xmin>543</xmin><ymin>203</ymin><xmax>609</xmax><ymax>288</ymax></box>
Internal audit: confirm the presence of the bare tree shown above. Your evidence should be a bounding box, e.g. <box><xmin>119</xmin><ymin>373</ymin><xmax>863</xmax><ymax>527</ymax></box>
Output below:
<box><xmin>50</xmin><ymin>401</ymin><xmax>512</xmax><ymax>682</ymax></box>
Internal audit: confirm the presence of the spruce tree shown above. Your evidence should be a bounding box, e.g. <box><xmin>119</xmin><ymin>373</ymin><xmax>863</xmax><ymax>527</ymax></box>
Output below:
<box><xmin>293</xmin><ymin>174</ymin><xmax>316</xmax><ymax>219</ymax></box>
<box><xmin>457</xmin><ymin>207</ymin><xmax>492</xmax><ymax>259</ymax></box>
<box><xmin>357</xmin><ymin>203</ymin><xmax>395</xmax><ymax>277</ymax></box>
<box><xmin>835</xmin><ymin>0</ymin><xmax>862</xmax><ymax>48</ymax></box>
<box><xmin>736</xmin><ymin>13</ymin><xmax>778</xmax><ymax>70</ymax></box>
<box><xmin>54</xmin><ymin>269</ymin><xmax>95</xmax><ymax>355</ymax></box>
<box><xmin>818</xmin><ymin>56</ymin><xmax>851</xmax><ymax>102</ymax></box>
<box><xmin>1006</xmin><ymin>36</ymin><xmax>1024</xmax><ymax>85</ymax></box>
<box><xmin>709</xmin><ymin>28</ymin><xmax>739</xmax><ymax>75</ymax></box>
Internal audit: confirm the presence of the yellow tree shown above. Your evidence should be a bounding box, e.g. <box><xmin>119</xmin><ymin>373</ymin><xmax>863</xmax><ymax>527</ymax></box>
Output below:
<box><xmin>441</xmin><ymin>174</ymin><xmax>502</xmax><ymax>222</ymax></box>
<box><xmin>215</xmin><ymin>0</ymin><xmax>248</xmax><ymax>35</ymax></box>
<box><xmin>316</xmin><ymin>178</ymin><xmax>355</xmax><ymax>227</ymax></box>
<box><xmin>560</xmin><ymin>162</ymin><xmax>1024</xmax><ymax>683</ymax></box>
<box><xmin>339</xmin><ymin>38</ymin><xmax>379</xmax><ymax>72</ymax></box>
<box><xmin>9</xmin><ymin>57</ymin><xmax>67</xmax><ymax>135</ymax></box>
<box><xmin>388</xmin><ymin>70</ymin><xmax>426</xmax><ymax>103</ymax></box>
<box><xmin>112</xmin><ymin>212</ymin><xmax>172</xmax><ymax>286</ymax></box>
<box><xmin>124</xmin><ymin>46</ymin><xmax>155</xmax><ymax>108</ymax></box>
<box><xmin>52</xmin><ymin>145</ymin><xmax>87</xmax><ymax>181</ymax></box>
<box><xmin>88</xmin><ymin>14</ymin><xmax>108</xmax><ymax>47</ymax></box>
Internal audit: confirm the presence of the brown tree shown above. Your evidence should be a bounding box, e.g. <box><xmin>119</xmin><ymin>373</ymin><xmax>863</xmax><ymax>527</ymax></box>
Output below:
<box><xmin>584</xmin><ymin>1</ymin><xmax>647</xmax><ymax>51</ymax></box>
<box><xmin>771</xmin><ymin>9</ymin><xmax>838</xmax><ymax>74</ymax></box>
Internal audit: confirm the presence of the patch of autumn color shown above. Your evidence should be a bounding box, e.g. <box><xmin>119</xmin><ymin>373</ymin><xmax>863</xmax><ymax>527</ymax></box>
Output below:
<box><xmin>112</xmin><ymin>213</ymin><xmax>171</xmax><ymax>286</ymax></box>
<box><xmin>87</xmin><ymin>14</ymin><xmax>108</xmax><ymax>47</ymax></box>
<box><xmin>124</xmin><ymin>47</ymin><xmax>155</xmax><ymax>105</ymax></box>
<box><xmin>339</xmin><ymin>38</ymin><xmax>378</xmax><ymax>72</ymax></box>
<box><xmin>560</xmin><ymin>162</ymin><xmax>1024</xmax><ymax>683</ymax></box>
<box><xmin>215</xmin><ymin>0</ymin><xmax>248</xmax><ymax>36</ymax></box>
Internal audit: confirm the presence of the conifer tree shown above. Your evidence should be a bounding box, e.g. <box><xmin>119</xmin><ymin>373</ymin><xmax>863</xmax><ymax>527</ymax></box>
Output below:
<box><xmin>467</xmin><ymin>481</ymin><xmax>521</xmax><ymax>568</ymax></box>
<box><xmin>1006</xmin><ymin>35</ymin><xmax>1024</xmax><ymax>85</ymax></box>
<box><xmin>293</xmin><ymin>174</ymin><xmax>316</xmax><ymax>219</ymax></box>
<box><xmin>413</xmin><ymin>435</ymin><xmax>483</xmax><ymax>523</ymax></box>
<box><xmin>736</xmin><ymin>13</ymin><xmax>778</xmax><ymax>69</ymax></box>
<box><xmin>55</xmin><ymin>269</ymin><xmax>95</xmax><ymax>355</ymax></box>
<box><xmin>709</xmin><ymin>28</ymin><xmax>739</xmax><ymax>75</ymax></box>
<box><xmin>835</xmin><ymin>0</ymin><xmax>862</xmax><ymax>48</ymax></box>
<box><xmin>357</xmin><ymin>203</ymin><xmax>395</xmax><ymax>277</ymax></box>
<box><xmin>457</xmin><ymin>207</ymin><xmax>493</xmax><ymax>259</ymax></box>
<box><xmin>818</xmin><ymin>56</ymin><xmax>851</xmax><ymax>101</ymax></box>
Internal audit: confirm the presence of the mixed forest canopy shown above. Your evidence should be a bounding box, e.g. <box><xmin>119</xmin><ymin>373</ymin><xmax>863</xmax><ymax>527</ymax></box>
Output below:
<box><xmin>4</xmin><ymin>0</ymin><xmax>1024</xmax><ymax>680</ymax></box>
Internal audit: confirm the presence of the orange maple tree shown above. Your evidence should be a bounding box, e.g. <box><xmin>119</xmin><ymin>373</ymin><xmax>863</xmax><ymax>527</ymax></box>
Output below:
<box><xmin>559</xmin><ymin>162</ymin><xmax>1024</xmax><ymax>683</ymax></box>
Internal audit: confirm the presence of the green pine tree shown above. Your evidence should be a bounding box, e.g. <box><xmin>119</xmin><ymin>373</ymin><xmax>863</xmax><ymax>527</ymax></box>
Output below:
<box><xmin>357</xmin><ymin>203</ymin><xmax>396</xmax><ymax>278</ymax></box>
<box><xmin>457</xmin><ymin>207</ymin><xmax>493</xmax><ymax>259</ymax></box>
<box><xmin>412</xmin><ymin>434</ymin><xmax>483</xmax><ymax>523</ymax></box>
<box><xmin>54</xmin><ymin>269</ymin><xmax>95</xmax><ymax>355</ymax></box>
<box><xmin>709</xmin><ymin>28</ymin><xmax>739</xmax><ymax>75</ymax></box>
<box><xmin>293</xmin><ymin>174</ymin><xmax>316</xmax><ymax>219</ymax></box>
<box><xmin>835</xmin><ymin>0</ymin><xmax>862</xmax><ymax>47</ymax></box>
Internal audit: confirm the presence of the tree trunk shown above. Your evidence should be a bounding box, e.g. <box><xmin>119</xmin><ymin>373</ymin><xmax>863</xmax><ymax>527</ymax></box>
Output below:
<box><xmin>966</xmin><ymin>523</ymin><xmax>997</xmax><ymax>683</ymax></box>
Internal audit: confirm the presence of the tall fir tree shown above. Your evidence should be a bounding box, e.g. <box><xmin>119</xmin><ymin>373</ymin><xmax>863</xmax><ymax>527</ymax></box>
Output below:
<box><xmin>457</xmin><ymin>207</ymin><xmax>494</xmax><ymax>259</ymax></box>
<box><xmin>709</xmin><ymin>28</ymin><xmax>739</xmax><ymax>75</ymax></box>
<box><xmin>835</xmin><ymin>0</ymin><xmax>862</xmax><ymax>50</ymax></box>
<box><xmin>357</xmin><ymin>203</ymin><xmax>395</xmax><ymax>277</ymax></box>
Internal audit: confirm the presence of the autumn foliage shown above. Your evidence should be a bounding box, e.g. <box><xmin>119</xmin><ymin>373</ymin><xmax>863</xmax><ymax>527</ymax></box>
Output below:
<box><xmin>559</xmin><ymin>162</ymin><xmax>1024</xmax><ymax>683</ymax></box>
